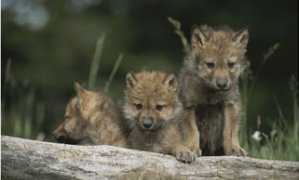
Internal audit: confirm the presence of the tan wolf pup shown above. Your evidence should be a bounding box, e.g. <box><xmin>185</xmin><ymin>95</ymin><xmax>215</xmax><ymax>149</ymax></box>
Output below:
<box><xmin>53</xmin><ymin>83</ymin><xmax>128</xmax><ymax>148</ymax></box>
<box><xmin>124</xmin><ymin>71</ymin><xmax>201</xmax><ymax>163</ymax></box>
<box><xmin>179</xmin><ymin>25</ymin><xmax>249</xmax><ymax>156</ymax></box>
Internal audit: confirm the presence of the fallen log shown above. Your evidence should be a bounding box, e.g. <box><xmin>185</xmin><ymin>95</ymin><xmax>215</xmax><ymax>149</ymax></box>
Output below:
<box><xmin>1</xmin><ymin>135</ymin><xmax>299</xmax><ymax>179</ymax></box>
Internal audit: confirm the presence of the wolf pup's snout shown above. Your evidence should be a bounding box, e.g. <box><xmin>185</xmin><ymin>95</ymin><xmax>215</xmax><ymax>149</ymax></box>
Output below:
<box><xmin>55</xmin><ymin>134</ymin><xmax>67</xmax><ymax>143</ymax></box>
<box><xmin>216</xmin><ymin>79</ymin><xmax>228</xmax><ymax>89</ymax></box>
<box><xmin>141</xmin><ymin>117</ymin><xmax>154</xmax><ymax>129</ymax></box>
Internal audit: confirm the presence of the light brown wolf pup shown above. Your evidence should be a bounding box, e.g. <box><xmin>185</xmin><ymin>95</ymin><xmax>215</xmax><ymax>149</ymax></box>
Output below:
<box><xmin>179</xmin><ymin>25</ymin><xmax>249</xmax><ymax>156</ymax></box>
<box><xmin>53</xmin><ymin>83</ymin><xmax>128</xmax><ymax>148</ymax></box>
<box><xmin>124</xmin><ymin>71</ymin><xmax>201</xmax><ymax>163</ymax></box>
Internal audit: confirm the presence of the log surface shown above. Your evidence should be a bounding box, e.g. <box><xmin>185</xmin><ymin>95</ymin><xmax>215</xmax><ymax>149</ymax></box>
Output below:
<box><xmin>1</xmin><ymin>135</ymin><xmax>299</xmax><ymax>179</ymax></box>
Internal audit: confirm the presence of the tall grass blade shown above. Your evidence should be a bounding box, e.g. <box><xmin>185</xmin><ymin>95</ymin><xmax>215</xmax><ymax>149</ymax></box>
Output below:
<box><xmin>273</xmin><ymin>93</ymin><xmax>288</xmax><ymax>130</ymax></box>
<box><xmin>167</xmin><ymin>17</ymin><xmax>190</xmax><ymax>54</ymax></box>
<box><xmin>104</xmin><ymin>53</ymin><xmax>124</xmax><ymax>93</ymax></box>
<box><xmin>248</xmin><ymin>43</ymin><xmax>280</xmax><ymax>95</ymax></box>
<box><xmin>88</xmin><ymin>34</ymin><xmax>106</xmax><ymax>89</ymax></box>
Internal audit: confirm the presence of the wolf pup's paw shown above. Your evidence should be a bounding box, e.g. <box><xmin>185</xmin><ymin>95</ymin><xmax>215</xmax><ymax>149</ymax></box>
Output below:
<box><xmin>190</xmin><ymin>147</ymin><xmax>202</xmax><ymax>157</ymax></box>
<box><xmin>195</xmin><ymin>148</ymin><xmax>202</xmax><ymax>157</ymax></box>
<box><xmin>230</xmin><ymin>146</ymin><xmax>247</xmax><ymax>157</ymax></box>
<box><xmin>235</xmin><ymin>147</ymin><xmax>247</xmax><ymax>157</ymax></box>
<box><xmin>175</xmin><ymin>150</ymin><xmax>196</xmax><ymax>163</ymax></box>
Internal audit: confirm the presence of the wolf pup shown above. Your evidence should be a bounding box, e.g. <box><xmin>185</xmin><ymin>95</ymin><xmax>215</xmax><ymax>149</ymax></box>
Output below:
<box><xmin>179</xmin><ymin>25</ymin><xmax>249</xmax><ymax>156</ymax></box>
<box><xmin>124</xmin><ymin>71</ymin><xmax>201</xmax><ymax>163</ymax></box>
<box><xmin>53</xmin><ymin>83</ymin><xmax>128</xmax><ymax>148</ymax></box>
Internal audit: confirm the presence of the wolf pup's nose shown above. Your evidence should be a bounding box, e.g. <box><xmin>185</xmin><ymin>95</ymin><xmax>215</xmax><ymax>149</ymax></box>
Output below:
<box><xmin>216</xmin><ymin>79</ymin><xmax>228</xmax><ymax>89</ymax></box>
<box><xmin>55</xmin><ymin>135</ymin><xmax>67</xmax><ymax>143</ymax></box>
<box><xmin>142</xmin><ymin>118</ymin><xmax>154</xmax><ymax>129</ymax></box>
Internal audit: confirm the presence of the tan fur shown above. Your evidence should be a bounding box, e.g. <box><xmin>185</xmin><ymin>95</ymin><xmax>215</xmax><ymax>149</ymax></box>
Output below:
<box><xmin>53</xmin><ymin>83</ymin><xmax>128</xmax><ymax>148</ymax></box>
<box><xmin>179</xmin><ymin>25</ymin><xmax>248</xmax><ymax>156</ymax></box>
<box><xmin>124</xmin><ymin>71</ymin><xmax>200</xmax><ymax>163</ymax></box>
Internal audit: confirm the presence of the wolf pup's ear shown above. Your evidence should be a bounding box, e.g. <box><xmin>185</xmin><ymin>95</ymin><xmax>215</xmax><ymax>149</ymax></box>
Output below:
<box><xmin>164</xmin><ymin>73</ymin><xmax>178</xmax><ymax>91</ymax></box>
<box><xmin>191</xmin><ymin>26</ymin><xmax>207</xmax><ymax>49</ymax></box>
<box><xmin>74</xmin><ymin>82</ymin><xmax>85</xmax><ymax>97</ymax></box>
<box><xmin>126</xmin><ymin>72</ymin><xmax>137</xmax><ymax>88</ymax></box>
<box><xmin>233</xmin><ymin>28</ymin><xmax>249</xmax><ymax>48</ymax></box>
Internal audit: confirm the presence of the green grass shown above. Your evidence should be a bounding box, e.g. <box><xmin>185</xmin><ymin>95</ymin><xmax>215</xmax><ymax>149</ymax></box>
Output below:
<box><xmin>2</xmin><ymin>59</ymin><xmax>45</xmax><ymax>140</ymax></box>
<box><xmin>240</xmin><ymin>75</ymin><xmax>299</xmax><ymax>161</ymax></box>
<box><xmin>239</xmin><ymin>43</ymin><xmax>299</xmax><ymax>161</ymax></box>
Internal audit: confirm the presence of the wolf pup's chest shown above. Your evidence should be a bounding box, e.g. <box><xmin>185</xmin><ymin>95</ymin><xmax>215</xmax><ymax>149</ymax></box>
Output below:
<box><xmin>196</xmin><ymin>104</ymin><xmax>225</xmax><ymax>155</ymax></box>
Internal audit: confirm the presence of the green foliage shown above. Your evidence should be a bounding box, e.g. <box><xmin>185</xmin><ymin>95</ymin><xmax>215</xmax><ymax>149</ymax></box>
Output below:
<box><xmin>239</xmin><ymin>45</ymin><xmax>299</xmax><ymax>161</ymax></box>
<box><xmin>2</xmin><ymin>60</ymin><xmax>45</xmax><ymax>140</ymax></box>
<box><xmin>238</xmin><ymin>42</ymin><xmax>298</xmax><ymax>161</ymax></box>
<box><xmin>241</xmin><ymin>78</ymin><xmax>299</xmax><ymax>161</ymax></box>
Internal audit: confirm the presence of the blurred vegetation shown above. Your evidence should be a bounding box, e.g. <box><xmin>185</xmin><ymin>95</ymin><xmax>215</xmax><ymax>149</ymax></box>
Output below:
<box><xmin>1</xmin><ymin>0</ymin><xmax>298</xmax><ymax>161</ymax></box>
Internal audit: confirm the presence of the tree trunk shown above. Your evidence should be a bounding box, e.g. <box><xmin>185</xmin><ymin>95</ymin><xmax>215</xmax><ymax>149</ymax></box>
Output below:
<box><xmin>1</xmin><ymin>135</ymin><xmax>299</xmax><ymax>179</ymax></box>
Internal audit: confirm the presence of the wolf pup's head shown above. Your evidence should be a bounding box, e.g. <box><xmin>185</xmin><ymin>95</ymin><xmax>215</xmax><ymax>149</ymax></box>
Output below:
<box><xmin>52</xmin><ymin>96</ymin><xmax>84</xmax><ymax>144</ymax></box>
<box><xmin>53</xmin><ymin>83</ymin><xmax>100</xmax><ymax>144</ymax></box>
<box><xmin>124</xmin><ymin>71</ymin><xmax>181</xmax><ymax>132</ymax></box>
<box><xmin>189</xmin><ymin>25</ymin><xmax>249</xmax><ymax>91</ymax></box>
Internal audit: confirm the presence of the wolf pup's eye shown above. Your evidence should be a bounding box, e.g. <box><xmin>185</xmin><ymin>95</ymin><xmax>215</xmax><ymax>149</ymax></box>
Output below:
<box><xmin>155</xmin><ymin>105</ymin><xmax>164</xmax><ymax>111</ymax></box>
<box><xmin>135</xmin><ymin>103</ymin><xmax>143</xmax><ymax>110</ymax></box>
<box><xmin>65</xmin><ymin>115</ymin><xmax>71</xmax><ymax>120</ymax></box>
<box><xmin>228</xmin><ymin>62</ymin><xmax>235</xmax><ymax>68</ymax></box>
<box><xmin>206</xmin><ymin>62</ymin><xmax>215</xmax><ymax>68</ymax></box>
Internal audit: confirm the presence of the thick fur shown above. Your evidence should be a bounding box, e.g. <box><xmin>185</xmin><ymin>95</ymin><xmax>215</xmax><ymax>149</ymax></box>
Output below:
<box><xmin>179</xmin><ymin>25</ymin><xmax>248</xmax><ymax>156</ymax></box>
<box><xmin>53</xmin><ymin>83</ymin><xmax>128</xmax><ymax>148</ymax></box>
<box><xmin>124</xmin><ymin>71</ymin><xmax>200</xmax><ymax>163</ymax></box>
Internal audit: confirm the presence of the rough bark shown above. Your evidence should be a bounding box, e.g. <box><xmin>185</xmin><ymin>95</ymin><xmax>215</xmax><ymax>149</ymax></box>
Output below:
<box><xmin>1</xmin><ymin>135</ymin><xmax>299</xmax><ymax>180</ymax></box>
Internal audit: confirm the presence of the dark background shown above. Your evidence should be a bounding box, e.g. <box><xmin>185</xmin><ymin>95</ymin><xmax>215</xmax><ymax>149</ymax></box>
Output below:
<box><xmin>2</xmin><ymin>0</ymin><xmax>298</xmax><ymax>141</ymax></box>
